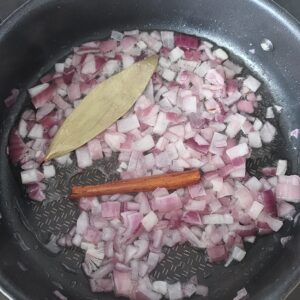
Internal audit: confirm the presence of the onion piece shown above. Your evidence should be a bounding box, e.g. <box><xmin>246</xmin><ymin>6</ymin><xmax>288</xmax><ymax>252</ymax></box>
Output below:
<box><xmin>133</xmin><ymin>239</ymin><xmax>149</xmax><ymax>259</ymax></box>
<box><xmin>266</xmin><ymin>107</ymin><xmax>274</xmax><ymax>119</ymax></box>
<box><xmin>248</xmin><ymin>131</ymin><xmax>262</xmax><ymax>148</ymax></box>
<box><xmin>161</xmin><ymin>31</ymin><xmax>174</xmax><ymax>49</ymax></box>
<box><xmin>8</xmin><ymin>129</ymin><xmax>29</xmax><ymax>164</ymax></box>
<box><xmin>276</xmin><ymin>175</ymin><xmax>300</xmax><ymax>203</ymax></box>
<box><xmin>226</xmin><ymin>143</ymin><xmax>249</xmax><ymax>160</ymax></box>
<box><xmin>117</xmin><ymin>114</ymin><xmax>140</xmax><ymax>133</ymax></box>
<box><xmin>101</xmin><ymin>202</ymin><xmax>121</xmax><ymax>218</ymax></box>
<box><xmin>153</xmin><ymin>281</ymin><xmax>168</xmax><ymax>295</ymax></box>
<box><xmin>243</xmin><ymin>75</ymin><xmax>261</xmax><ymax>92</ymax></box>
<box><xmin>91</xmin><ymin>263</ymin><xmax>114</xmax><ymax>279</ymax></box>
<box><xmin>260</xmin><ymin>121</ymin><xmax>276</xmax><ymax>143</ymax></box>
<box><xmin>90</xmin><ymin>278</ymin><xmax>114</xmax><ymax>292</ymax></box>
<box><xmin>233</xmin><ymin>288</ymin><xmax>248</xmax><ymax>300</ymax></box>
<box><xmin>207</xmin><ymin>245</ymin><xmax>227</xmax><ymax>262</ymax></box>
<box><xmin>179</xmin><ymin>225</ymin><xmax>205</xmax><ymax>248</ymax></box>
<box><xmin>152</xmin><ymin>192</ymin><xmax>182</xmax><ymax>212</ymax></box>
<box><xmin>276</xmin><ymin>160</ymin><xmax>287</xmax><ymax>176</ymax></box>
<box><xmin>43</xmin><ymin>165</ymin><xmax>56</xmax><ymax>178</ymax></box>
<box><xmin>231</xmin><ymin>246</ymin><xmax>246</xmax><ymax>262</ymax></box>
<box><xmin>167</xmin><ymin>282</ymin><xmax>183</xmax><ymax>300</ymax></box>
<box><xmin>133</xmin><ymin>135</ymin><xmax>155</xmax><ymax>152</ymax></box>
<box><xmin>141</xmin><ymin>211</ymin><xmax>158</xmax><ymax>232</ymax></box>
<box><xmin>175</xmin><ymin>33</ymin><xmax>199</xmax><ymax>49</ymax></box>
<box><xmin>203</xmin><ymin>214</ymin><xmax>234</xmax><ymax>225</ymax></box>
<box><xmin>76</xmin><ymin>146</ymin><xmax>92</xmax><ymax>169</ymax></box>
<box><xmin>21</xmin><ymin>169</ymin><xmax>44</xmax><ymax>185</ymax></box>
<box><xmin>247</xmin><ymin>201</ymin><xmax>264</xmax><ymax>220</ymax></box>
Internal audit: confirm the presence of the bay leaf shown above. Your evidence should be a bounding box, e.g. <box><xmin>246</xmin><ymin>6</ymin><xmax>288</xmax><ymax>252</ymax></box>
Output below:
<box><xmin>45</xmin><ymin>55</ymin><xmax>158</xmax><ymax>161</ymax></box>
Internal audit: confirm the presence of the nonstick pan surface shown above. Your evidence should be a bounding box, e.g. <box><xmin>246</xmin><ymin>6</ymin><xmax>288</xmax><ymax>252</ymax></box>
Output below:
<box><xmin>0</xmin><ymin>1</ymin><xmax>300</xmax><ymax>300</ymax></box>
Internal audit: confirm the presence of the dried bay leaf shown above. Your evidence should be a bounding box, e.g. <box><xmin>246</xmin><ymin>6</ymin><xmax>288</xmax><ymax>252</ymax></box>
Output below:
<box><xmin>45</xmin><ymin>55</ymin><xmax>158</xmax><ymax>160</ymax></box>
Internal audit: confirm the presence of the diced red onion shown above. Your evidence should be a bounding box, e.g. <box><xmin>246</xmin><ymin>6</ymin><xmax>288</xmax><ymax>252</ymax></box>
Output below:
<box><xmin>161</xmin><ymin>31</ymin><xmax>174</xmax><ymax>49</ymax></box>
<box><xmin>203</xmin><ymin>214</ymin><xmax>234</xmax><ymax>225</ymax></box>
<box><xmin>152</xmin><ymin>192</ymin><xmax>182</xmax><ymax>212</ymax></box>
<box><xmin>266</xmin><ymin>106</ymin><xmax>274</xmax><ymax>119</ymax></box>
<box><xmin>175</xmin><ymin>33</ymin><xmax>199</xmax><ymax>49</ymax></box>
<box><xmin>243</xmin><ymin>75</ymin><xmax>261</xmax><ymax>92</ymax></box>
<box><xmin>247</xmin><ymin>201</ymin><xmax>264</xmax><ymax>220</ymax></box>
<box><xmin>153</xmin><ymin>281</ymin><xmax>168</xmax><ymax>295</ymax></box>
<box><xmin>26</xmin><ymin>183</ymin><xmax>46</xmax><ymax>201</ymax></box>
<box><xmin>87</xmin><ymin>139</ymin><xmax>103</xmax><ymax>161</ymax></box>
<box><xmin>28</xmin><ymin>124</ymin><xmax>44</xmax><ymax>139</ymax></box>
<box><xmin>76</xmin><ymin>211</ymin><xmax>89</xmax><ymax>235</ymax></box>
<box><xmin>179</xmin><ymin>225</ymin><xmax>204</xmax><ymax>248</ymax></box>
<box><xmin>91</xmin><ymin>262</ymin><xmax>114</xmax><ymax>279</ymax></box>
<box><xmin>141</xmin><ymin>211</ymin><xmax>158</xmax><ymax>232</ymax></box>
<box><xmin>207</xmin><ymin>245</ymin><xmax>228</xmax><ymax>262</ymax></box>
<box><xmin>21</xmin><ymin>169</ymin><xmax>44</xmax><ymax>184</ymax></box>
<box><xmin>226</xmin><ymin>143</ymin><xmax>249</xmax><ymax>160</ymax></box>
<box><xmin>278</xmin><ymin>202</ymin><xmax>296</xmax><ymax>219</ymax></box>
<box><xmin>260</xmin><ymin>121</ymin><xmax>276</xmax><ymax>143</ymax></box>
<box><xmin>248</xmin><ymin>131</ymin><xmax>262</xmax><ymax>148</ymax></box>
<box><xmin>196</xmin><ymin>285</ymin><xmax>209</xmax><ymax>297</ymax></box>
<box><xmin>101</xmin><ymin>202</ymin><xmax>121</xmax><ymax>218</ymax></box>
<box><xmin>8</xmin><ymin>30</ymin><xmax>300</xmax><ymax>300</ymax></box>
<box><xmin>76</xmin><ymin>146</ymin><xmax>92</xmax><ymax>169</ymax></box>
<box><xmin>169</xmin><ymin>47</ymin><xmax>184</xmax><ymax>63</ymax></box>
<box><xmin>90</xmin><ymin>278</ymin><xmax>114</xmax><ymax>293</ymax></box>
<box><xmin>231</xmin><ymin>246</ymin><xmax>246</xmax><ymax>262</ymax></box>
<box><xmin>276</xmin><ymin>159</ymin><xmax>287</xmax><ymax>176</ymax></box>
<box><xmin>133</xmin><ymin>135</ymin><xmax>155</xmax><ymax>152</ymax></box>
<box><xmin>43</xmin><ymin>165</ymin><xmax>56</xmax><ymax>178</ymax></box>
<box><xmin>262</xmin><ymin>190</ymin><xmax>277</xmax><ymax>217</ymax></box>
<box><xmin>167</xmin><ymin>282</ymin><xmax>183</xmax><ymax>300</ymax></box>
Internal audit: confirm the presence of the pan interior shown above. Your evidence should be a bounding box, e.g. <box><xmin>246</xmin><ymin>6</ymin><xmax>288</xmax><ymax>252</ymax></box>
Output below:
<box><xmin>0</xmin><ymin>1</ymin><xmax>300</xmax><ymax>300</ymax></box>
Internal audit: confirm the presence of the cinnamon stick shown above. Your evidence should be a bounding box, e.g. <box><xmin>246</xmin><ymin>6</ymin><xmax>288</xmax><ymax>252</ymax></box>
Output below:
<box><xmin>70</xmin><ymin>169</ymin><xmax>201</xmax><ymax>199</ymax></box>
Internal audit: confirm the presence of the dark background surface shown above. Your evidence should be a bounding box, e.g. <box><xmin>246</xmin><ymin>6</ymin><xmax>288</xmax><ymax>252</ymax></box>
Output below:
<box><xmin>0</xmin><ymin>0</ymin><xmax>299</xmax><ymax>299</ymax></box>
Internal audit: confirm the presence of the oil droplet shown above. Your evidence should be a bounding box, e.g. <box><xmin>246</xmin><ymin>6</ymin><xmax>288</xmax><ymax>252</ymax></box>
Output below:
<box><xmin>260</xmin><ymin>38</ymin><xmax>274</xmax><ymax>52</ymax></box>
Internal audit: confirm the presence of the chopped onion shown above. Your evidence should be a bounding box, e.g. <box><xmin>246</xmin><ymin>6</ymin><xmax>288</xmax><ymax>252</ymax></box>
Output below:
<box><xmin>141</xmin><ymin>211</ymin><xmax>158</xmax><ymax>232</ymax></box>
<box><xmin>43</xmin><ymin>165</ymin><xmax>56</xmax><ymax>178</ymax></box>
<box><xmin>21</xmin><ymin>169</ymin><xmax>44</xmax><ymax>184</ymax></box>
<box><xmin>248</xmin><ymin>131</ymin><xmax>262</xmax><ymax>148</ymax></box>
<box><xmin>226</xmin><ymin>143</ymin><xmax>249</xmax><ymax>160</ymax></box>
<box><xmin>276</xmin><ymin>160</ymin><xmax>287</xmax><ymax>176</ymax></box>
<box><xmin>231</xmin><ymin>246</ymin><xmax>246</xmax><ymax>262</ymax></box>
<box><xmin>76</xmin><ymin>146</ymin><xmax>92</xmax><ymax>169</ymax></box>
<box><xmin>167</xmin><ymin>282</ymin><xmax>183</xmax><ymax>300</ymax></box>
<box><xmin>213</xmin><ymin>48</ymin><xmax>228</xmax><ymax>61</ymax></box>
<box><xmin>243</xmin><ymin>75</ymin><xmax>261</xmax><ymax>92</ymax></box>
<box><xmin>8</xmin><ymin>30</ymin><xmax>300</xmax><ymax>300</ymax></box>
<box><xmin>203</xmin><ymin>214</ymin><xmax>234</xmax><ymax>225</ymax></box>
<box><xmin>260</xmin><ymin>121</ymin><xmax>276</xmax><ymax>143</ymax></box>
<box><xmin>266</xmin><ymin>106</ymin><xmax>274</xmax><ymax>119</ymax></box>
<box><xmin>233</xmin><ymin>288</ymin><xmax>248</xmax><ymax>300</ymax></box>
<box><xmin>133</xmin><ymin>135</ymin><xmax>155</xmax><ymax>152</ymax></box>
<box><xmin>247</xmin><ymin>201</ymin><xmax>264</xmax><ymax>220</ymax></box>
<box><xmin>117</xmin><ymin>114</ymin><xmax>140</xmax><ymax>133</ymax></box>
<box><xmin>152</xmin><ymin>192</ymin><xmax>182</xmax><ymax>212</ymax></box>
<box><xmin>153</xmin><ymin>281</ymin><xmax>168</xmax><ymax>295</ymax></box>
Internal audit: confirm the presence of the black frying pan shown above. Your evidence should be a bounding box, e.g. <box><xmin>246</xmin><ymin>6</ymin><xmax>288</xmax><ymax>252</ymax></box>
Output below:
<box><xmin>0</xmin><ymin>0</ymin><xmax>300</xmax><ymax>299</ymax></box>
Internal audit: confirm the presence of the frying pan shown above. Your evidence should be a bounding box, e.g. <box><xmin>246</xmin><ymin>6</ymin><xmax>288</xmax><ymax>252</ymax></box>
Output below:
<box><xmin>0</xmin><ymin>0</ymin><xmax>300</xmax><ymax>299</ymax></box>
